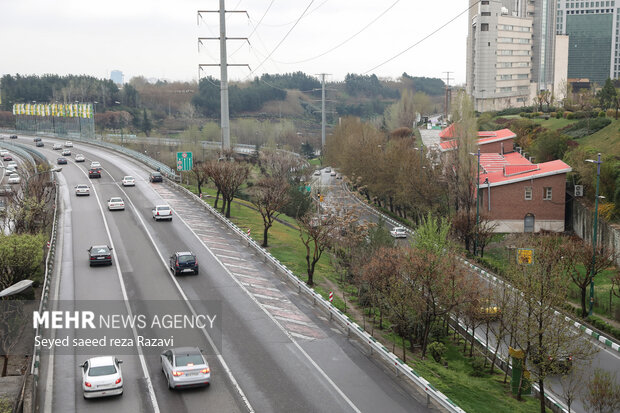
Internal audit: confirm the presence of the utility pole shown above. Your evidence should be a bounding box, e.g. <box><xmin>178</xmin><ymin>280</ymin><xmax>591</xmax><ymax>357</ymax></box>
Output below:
<box><xmin>443</xmin><ymin>71</ymin><xmax>452</xmax><ymax>123</ymax></box>
<box><xmin>318</xmin><ymin>73</ymin><xmax>329</xmax><ymax>150</ymax></box>
<box><xmin>198</xmin><ymin>2</ymin><xmax>248</xmax><ymax>151</ymax></box>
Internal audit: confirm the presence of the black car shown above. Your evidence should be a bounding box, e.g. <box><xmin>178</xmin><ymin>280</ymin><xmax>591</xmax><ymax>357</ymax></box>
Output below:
<box><xmin>530</xmin><ymin>346</ymin><xmax>573</xmax><ymax>374</ymax></box>
<box><xmin>9</xmin><ymin>135</ymin><xmax>17</xmax><ymax>139</ymax></box>
<box><xmin>57</xmin><ymin>157</ymin><xmax>67</xmax><ymax>165</ymax></box>
<box><xmin>88</xmin><ymin>245</ymin><xmax>113</xmax><ymax>266</ymax></box>
<box><xmin>149</xmin><ymin>171</ymin><xmax>163</xmax><ymax>182</ymax></box>
<box><xmin>169</xmin><ymin>252</ymin><xmax>199</xmax><ymax>275</ymax></box>
<box><xmin>33</xmin><ymin>137</ymin><xmax>41</xmax><ymax>142</ymax></box>
<box><xmin>36</xmin><ymin>141</ymin><xmax>44</xmax><ymax>147</ymax></box>
<box><xmin>88</xmin><ymin>168</ymin><xmax>101</xmax><ymax>178</ymax></box>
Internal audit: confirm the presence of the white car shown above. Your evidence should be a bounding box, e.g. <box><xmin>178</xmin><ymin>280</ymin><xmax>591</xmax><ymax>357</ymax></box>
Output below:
<box><xmin>75</xmin><ymin>154</ymin><xmax>85</xmax><ymax>162</ymax></box>
<box><xmin>90</xmin><ymin>161</ymin><xmax>101</xmax><ymax>169</ymax></box>
<box><xmin>160</xmin><ymin>347</ymin><xmax>210</xmax><ymax>389</ymax></box>
<box><xmin>7</xmin><ymin>161</ymin><xmax>17</xmax><ymax>169</ymax></box>
<box><xmin>324</xmin><ymin>168</ymin><xmax>331</xmax><ymax>173</ymax></box>
<box><xmin>152</xmin><ymin>205</ymin><xmax>172</xmax><ymax>221</ymax></box>
<box><xmin>0</xmin><ymin>150</ymin><xmax>7</xmax><ymax>157</ymax></box>
<box><xmin>62</xmin><ymin>149</ymin><xmax>71</xmax><ymax>156</ymax></box>
<box><xmin>64</xmin><ymin>141</ymin><xmax>73</xmax><ymax>147</ymax></box>
<box><xmin>53</xmin><ymin>143</ymin><xmax>62</xmax><ymax>150</ymax></box>
<box><xmin>121</xmin><ymin>176</ymin><xmax>135</xmax><ymax>186</ymax></box>
<box><xmin>313</xmin><ymin>170</ymin><xmax>320</xmax><ymax>176</ymax></box>
<box><xmin>75</xmin><ymin>184</ymin><xmax>90</xmax><ymax>196</ymax></box>
<box><xmin>7</xmin><ymin>174</ymin><xmax>20</xmax><ymax>184</ymax></box>
<box><xmin>80</xmin><ymin>356</ymin><xmax>123</xmax><ymax>399</ymax></box>
<box><xmin>390</xmin><ymin>226</ymin><xmax>408</xmax><ymax>238</ymax></box>
<box><xmin>107</xmin><ymin>197</ymin><xmax>125</xmax><ymax>210</ymax></box>
<box><xmin>5</xmin><ymin>166</ymin><xmax>16</xmax><ymax>176</ymax></box>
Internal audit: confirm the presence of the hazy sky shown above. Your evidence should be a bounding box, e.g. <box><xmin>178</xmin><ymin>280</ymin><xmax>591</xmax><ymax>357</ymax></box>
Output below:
<box><xmin>0</xmin><ymin>0</ymin><xmax>468</xmax><ymax>85</ymax></box>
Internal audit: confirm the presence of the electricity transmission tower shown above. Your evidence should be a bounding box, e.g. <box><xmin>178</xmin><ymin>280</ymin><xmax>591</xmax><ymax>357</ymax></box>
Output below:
<box><xmin>198</xmin><ymin>0</ymin><xmax>248</xmax><ymax>150</ymax></box>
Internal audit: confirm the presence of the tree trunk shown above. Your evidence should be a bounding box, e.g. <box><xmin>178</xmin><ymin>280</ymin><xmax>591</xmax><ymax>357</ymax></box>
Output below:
<box><xmin>214</xmin><ymin>188</ymin><xmax>220</xmax><ymax>208</ymax></box>
<box><xmin>402</xmin><ymin>336</ymin><xmax>407</xmax><ymax>363</ymax></box>
<box><xmin>580</xmin><ymin>286</ymin><xmax>588</xmax><ymax>317</ymax></box>
<box><xmin>262</xmin><ymin>226</ymin><xmax>269</xmax><ymax>248</ymax></box>
<box><xmin>1</xmin><ymin>355</ymin><xmax>7</xmax><ymax>377</ymax></box>
<box><xmin>538</xmin><ymin>378</ymin><xmax>545</xmax><ymax>413</ymax></box>
<box><xmin>226</xmin><ymin>196</ymin><xmax>232</xmax><ymax>218</ymax></box>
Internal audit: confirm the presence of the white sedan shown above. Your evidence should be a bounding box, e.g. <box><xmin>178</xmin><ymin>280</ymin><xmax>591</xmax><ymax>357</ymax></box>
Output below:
<box><xmin>75</xmin><ymin>154</ymin><xmax>85</xmax><ymax>162</ymax></box>
<box><xmin>390</xmin><ymin>226</ymin><xmax>408</xmax><ymax>238</ymax></box>
<box><xmin>107</xmin><ymin>197</ymin><xmax>125</xmax><ymax>210</ymax></box>
<box><xmin>152</xmin><ymin>205</ymin><xmax>172</xmax><ymax>221</ymax></box>
<box><xmin>5</xmin><ymin>167</ymin><xmax>16</xmax><ymax>176</ymax></box>
<box><xmin>75</xmin><ymin>184</ymin><xmax>90</xmax><ymax>196</ymax></box>
<box><xmin>121</xmin><ymin>176</ymin><xmax>135</xmax><ymax>186</ymax></box>
<box><xmin>53</xmin><ymin>143</ymin><xmax>62</xmax><ymax>150</ymax></box>
<box><xmin>80</xmin><ymin>356</ymin><xmax>123</xmax><ymax>399</ymax></box>
<box><xmin>7</xmin><ymin>174</ymin><xmax>20</xmax><ymax>184</ymax></box>
<box><xmin>64</xmin><ymin>141</ymin><xmax>73</xmax><ymax>147</ymax></box>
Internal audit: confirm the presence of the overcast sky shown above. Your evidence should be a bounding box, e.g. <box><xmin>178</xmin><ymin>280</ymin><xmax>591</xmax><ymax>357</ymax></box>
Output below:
<box><xmin>0</xmin><ymin>0</ymin><xmax>468</xmax><ymax>85</ymax></box>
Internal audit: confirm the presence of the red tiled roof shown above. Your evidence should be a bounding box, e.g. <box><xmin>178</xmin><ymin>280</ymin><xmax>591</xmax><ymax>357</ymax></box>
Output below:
<box><xmin>439</xmin><ymin>123</ymin><xmax>457</xmax><ymax>139</ymax></box>
<box><xmin>478</xmin><ymin>152</ymin><xmax>571</xmax><ymax>187</ymax></box>
<box><xmin>439</xmin><ymin>139</ymin><xmax>458</xmax><ymax>151</ymax></box>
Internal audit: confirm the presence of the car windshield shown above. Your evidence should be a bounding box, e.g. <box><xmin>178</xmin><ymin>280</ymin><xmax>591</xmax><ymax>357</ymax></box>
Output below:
<box><xmin>110</xmin><ymin>198</ymin><xmax>122</xmax><ymax>202</ymax></box>
<box><xmin>92</xmin><ymin>247</ymin><xmax>109</xmax><ymax>255</ymax></box>
<box><xmin>124</xmin><ymin>176</ymin><xmax>133</xmax><ymax>180</ymax></box>
<box><xmin>175</xmin><ymin>354</ymin><xmax>203</xmax><ymax>367</ymax></box>
<box><xmin>89</xmin><ymin>365</ymin><xmax>116</xmax><ymax>376</ymax></box>
<box><xmin>152</xmin><ymin>172</ymin><xmax>162</xmax><ymax>177</ymax></box>
<box><xmin>157</xmin><ymin>206</ymin><xmax>170</xmax><ymax>211</ymax></box>
<box><xmin>178</xmin><ymin>255</ymin><xmax>195</xmax><ymax>264</ymax></box>
<box><xmin>77</xmin><ymin>186</ymin><xmax>87</xmax><ymax>189</ymax></box>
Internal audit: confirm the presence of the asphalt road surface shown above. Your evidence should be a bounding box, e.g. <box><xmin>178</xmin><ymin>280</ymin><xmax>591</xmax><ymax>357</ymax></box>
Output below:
<box><xmin>29</xmin><ymin>138</ymin><xmax>435</xmax><ymax>413</ymax></box>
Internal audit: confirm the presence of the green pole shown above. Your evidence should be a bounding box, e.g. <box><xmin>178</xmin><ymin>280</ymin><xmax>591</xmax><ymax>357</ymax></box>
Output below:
<box><xmin>588</xmin><ymin>153</ymin><xmax>602</xmax><ymax>317</ymax></box>
<box><xmin>475</xmin><ymin>148</ymin><xmax>480</xmax><ymax>256</ymax></box>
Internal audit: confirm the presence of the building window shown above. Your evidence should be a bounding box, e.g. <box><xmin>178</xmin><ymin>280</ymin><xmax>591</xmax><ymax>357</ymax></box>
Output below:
<box><xmin>482</xmin><ymin>0</ymin><xmax>489</xmax><ymax>3</ymax></box>
<box><xmin>481</xmin><ymin>23</ymin><xmax>489</xmax><ymax>31</ymax></box>
<box><xmin>525</xmin><ymin>186</ymin><xmax>533</xmax><ymax>200</ymax></box>
<box><xmin>482</xmin><ymin>11</ymin><xmax>491</xmax><ymax>16</ymax></box>
<box><xmin>543</xmin><ymin>187</ymin><xmax>552</xmax><ymax>200</ymax></box>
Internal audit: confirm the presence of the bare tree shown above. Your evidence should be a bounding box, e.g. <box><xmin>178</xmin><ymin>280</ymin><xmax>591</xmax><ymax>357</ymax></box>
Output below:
<box><xmin>251</xmin><ymin>176</ymin><xmax>290</xmax><ymax>247</ymax></box>
<box><xmin>296</xmin><ymin>212</ymin><xmax>339</xmax><ymax>286</ymax></box>
<box><xmin>560</xmin><ymin>365</ymin><xmax>585</xmax><ymax>413</ymax></box>
<box><xmin>191</xmin><ymin>160</ymin><xmax>209</xmax><ymax>197</ymax></box>
<box><xmin>565</xmin><ymin>236</ymin><xmax>617</xmax><ymax>318</ymax></box>
<box><xmin>205</xmin><ymin>160</ymin><xmax>250</xmax><ymax>218</ymax></box>
<box><xmin>582</xmin><ymin>368</ymin><xmax>620</xmax><ymax>413</ymax></box>
<box><xmin>0</xmin><ymin>299</ymin><xmax>27</xmax><ymax>377</ymax></box>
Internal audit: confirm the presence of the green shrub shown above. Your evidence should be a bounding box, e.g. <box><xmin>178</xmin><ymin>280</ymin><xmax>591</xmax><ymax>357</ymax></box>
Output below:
<box><xmin>573</xmin><ymin>111</ymin><xmax>588</xmax><ymax>119</ymax></box>
<box><xmin>565</xmin><ymin>111</ymin><xmax>574</xmax><ymax>119</ymax></box>
<box><xmin>428</xmin><ymin>341</ymin><xmax>447</xmax><ymax>363</ymax></box>
<box><xmin>598</xmin><ymin>110</ymin><xmax>606</xmax><ymax>118</ymax></box>
<box><xmin>470</xmin><ymin>357</ymin><xmax>487</xmax><ymax>377</ymax></box>
<box><xmin>556</xmin><ymin>111</ymin><xmax>563</xmax><ymax>119</ymax></box>
<box><xmin>550</xmin><ymin>112</ymin><xmax>556</xmax><ymax>118</ymax></box>
<box><xmin>519</xmin><ymin>112</ymin><xmax>527</xmax><ymax>118</ymax></box>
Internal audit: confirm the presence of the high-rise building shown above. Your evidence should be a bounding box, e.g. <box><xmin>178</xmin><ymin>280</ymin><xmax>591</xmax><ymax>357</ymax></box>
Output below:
<box><xmin>466</xmin><ymin>0</ymin><xmax>562</xmax><ymax>111</ymax></box>
<box><xmin>110</xmin><ymin>70</ymin><xmax>124</xmax><ymax>85</ymax></box>
<box><xmin>556</xmin><ymin>1</ymin><xmax>617</xmax><ymax>85</ymax></box>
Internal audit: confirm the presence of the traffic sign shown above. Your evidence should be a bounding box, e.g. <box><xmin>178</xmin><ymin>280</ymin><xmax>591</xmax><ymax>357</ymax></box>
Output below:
<box><xmin>176</xmin><ymin>152</ymin><xmax>193</xmax><ymax>171</ymax></box>
<box><xmin>517</xmin><ymin>249</ymin><xmax>533</xmax><ymax>265</ymax></box>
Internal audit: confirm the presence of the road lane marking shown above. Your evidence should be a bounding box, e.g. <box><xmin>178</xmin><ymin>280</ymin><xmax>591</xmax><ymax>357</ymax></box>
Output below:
<box><xmin>110</xmin><ymin>177</ymin><xmax>255</xmax><ymax>413</ymax></box>
<box><xmin>162</xmin><ymin>188</ymin><xmax>361</xmax><ymax>413</ymax></box>
<box><xmin>84</xmin><ymin>168</ymin><xmax>161</xmax><ymax>413</ymax></box>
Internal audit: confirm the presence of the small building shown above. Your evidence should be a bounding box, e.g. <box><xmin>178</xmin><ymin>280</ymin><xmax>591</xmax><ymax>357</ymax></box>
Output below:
<box><xmin>439</xmin><ymin>127</ymin><xmax>571</xmax><ymax>233</ymax></box>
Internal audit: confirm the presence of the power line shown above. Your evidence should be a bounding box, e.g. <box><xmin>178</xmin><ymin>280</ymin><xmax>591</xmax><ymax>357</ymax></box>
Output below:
<box><xmin>246</xmin><ymin>0</ymin><xmax>316</xmax><ymax>79</ymax></box>
<box><xmin>249</xmin><ymin>0</ymin><xmax>329</xmax><ymax>27</ymax></box>
<box><xmin>229</xmin><ymin>0</ymin><xmax>275</xmax><ymax>59</ymax></box>
<box><xmin>273</xmin><ymin>0</ymin><xmax>401</xmax><ymax>65</ymax></box>
<box><xmin>363</xmin><ymin>1</ymin><xmax>479</xmax><ymax>75</ymax></box>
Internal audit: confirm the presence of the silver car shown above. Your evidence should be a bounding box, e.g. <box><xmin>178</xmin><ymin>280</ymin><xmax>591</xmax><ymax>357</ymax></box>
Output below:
<box><xmin>161</xmin><ymin>347</ymin><xmax>210</xmax><ymax>389</ymax></box>
<box><xmin>80</xmin><ymin>356</ymin><xmax>123</xmax><ymax>399</ymax></box>
<box><xmin>75</xmin><ymin>185</ymin><xmax>90</xmax><ymax>196</ymax></box>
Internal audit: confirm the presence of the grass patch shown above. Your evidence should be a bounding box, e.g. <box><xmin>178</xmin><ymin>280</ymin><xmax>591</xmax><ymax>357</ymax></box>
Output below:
<box><xmin>411</xmin><ymin>339</ymin><xmax>543</xmax><ymax>413</ymax></box>
<box><xmin>531</xmin><ymin>117</ymin><xmax>578</xmax><ymax>131</ymax></box>
<box><xmin>579</xmin><ymin>117</ymin><xmax>620</xmax><ymax>155</ymax></box>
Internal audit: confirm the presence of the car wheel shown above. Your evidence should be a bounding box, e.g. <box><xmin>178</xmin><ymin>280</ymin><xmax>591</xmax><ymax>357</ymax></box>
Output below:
<box><xmin>83</xmin><ymin>393</ymin><xmax>87</xmax><ymax>399</ymax></box>
<box><xmin>195</xmin><ymin>269</ymin><xmax>199</xmax><ymax>275</ymax></box>
<box><xmin>118</xmin><ymin>390</ymin><xmax>123</xmax><ymax>397</ymax></box>
<box><xmin>167</xmin><ymin>374</ymin><xmax>174</xmax><ymax>390</ymax></box>
<box><xmin>89</xmin><ymin>263</ymin><xmax>93</xmax><ymax>267</ymax></box>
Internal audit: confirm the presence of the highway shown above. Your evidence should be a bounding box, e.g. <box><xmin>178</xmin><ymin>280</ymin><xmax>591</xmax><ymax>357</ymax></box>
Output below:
<box><xmin>26</xmin><ymin>137</ymin><xmax>434</xmax><ymax>413</ymax></box>
<box><xmin>316</xmin><ymin>166</ymin><xmax>620</xmax><ymax>413</ymax></box>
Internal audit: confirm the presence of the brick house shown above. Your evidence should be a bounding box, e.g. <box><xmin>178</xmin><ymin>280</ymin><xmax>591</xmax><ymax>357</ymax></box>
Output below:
<box><xmin>439</xmin><ymin>128</ymin><xmax>572</xmax><ymax>233</ymax></box>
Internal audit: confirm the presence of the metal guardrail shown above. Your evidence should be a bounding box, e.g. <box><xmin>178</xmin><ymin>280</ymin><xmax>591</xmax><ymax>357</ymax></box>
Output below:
<box><xmin>0</xmin><ymin>141</ymin><xmax>37</xmax><ymax>167</ymax></box>
<box><xmin>173</xmin><ymin>183</ymin><xmax>465</xmax><ymax>413</ymax></box>
<box><xmin>29</xmin><ymin>177</ymin><xmax>59</xmax><ymax>413</ymax></box>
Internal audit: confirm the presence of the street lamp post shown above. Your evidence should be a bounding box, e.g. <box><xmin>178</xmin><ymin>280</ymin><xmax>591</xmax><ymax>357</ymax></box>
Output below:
<box><xmin>585</xmin><ymin>153</ymin><xmax>603</xmax><ymax>317</ymax></box>
<box><xmin>470</xmin><ymin>149</ymin><xmax>481</xmax><ymax>256</ymax></box>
